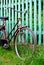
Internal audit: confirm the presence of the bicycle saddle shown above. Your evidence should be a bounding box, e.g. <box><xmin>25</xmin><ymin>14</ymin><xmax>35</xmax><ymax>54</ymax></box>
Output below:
<box><xmin>0</xmin><ymin>17</ymin><xmax>9</xmax><ymax>20</ymax></box>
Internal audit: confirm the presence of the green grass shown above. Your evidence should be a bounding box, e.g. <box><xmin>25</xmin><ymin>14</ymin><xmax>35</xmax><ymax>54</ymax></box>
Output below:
<box><xmin>0</xmin><ymin>45</ymin><xmax>44</xmax><ymax>65</ymax></box>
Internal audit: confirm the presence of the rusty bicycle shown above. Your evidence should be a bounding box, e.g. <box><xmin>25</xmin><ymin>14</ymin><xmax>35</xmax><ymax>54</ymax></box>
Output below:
<box><xmin>0</xmin><ymin>7</ymin><xmax>37</xmax><ymax>60</ymax></box>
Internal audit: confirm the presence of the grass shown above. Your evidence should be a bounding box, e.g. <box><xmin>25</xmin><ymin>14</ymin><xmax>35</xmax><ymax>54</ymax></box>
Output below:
<box><xmin>0</xmin><ymin>44</ymin><xmax>44</xmax><ymax>65</ymax></box>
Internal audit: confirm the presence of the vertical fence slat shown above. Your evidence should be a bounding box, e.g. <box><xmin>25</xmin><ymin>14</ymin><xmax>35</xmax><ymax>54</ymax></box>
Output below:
<box><xmin>15</xmin><ymin>0</ymin><xmax>17</xmax><ymax>25</ymax></box>
<box><xmin>12</xmin><ymin>0</ymin><xmax>14</xmax><ymax>40</ymax></box>
<box><xmin>12</xmin><ymin>0</ymin><xmax>14</xmax><ymax>29</ymax></box>
<box><xmin>26</xmin><ymin>0</ymin><xmax>28</xmax><ymax>27</ymax></box>
<box><xmin>30</xmin><ymin>0</ymin><xmax>32</xmax><ymax>43</ymax></box>
<box><xmin>9</xmin><ymin>0</ymin><xmax>11</xmax><ymax>33</ymax></box>
<box><xmin>18</xmin><ymin>0</ymin><xmax>20</xmax><ymax>42</ymax></box>
<box><xmin>4</xmin><ymin>0</ymin><xmax>5</xmax><ymax>16</ymax></box>
<box><xmin>38</xmin><ymin>0</ymin><xmax>41</xmax><ymax>44</ymax></box>
<box><xmin>22</xmin><ymin>0</ymin><xmax>24</xmax><ymax>26</ymax></box>
<box><xmin>1</xmin><ymin>0</ymin><xmax>2</xmax><ymax>16</ymax></box>
<box><xmin>1</xmin><ymin>0</ymin><xmax>2</xmax><ymax>25</ymax></box>
<box><xmin>6</xmin><ymin>0</ymin><xmax>9</xmax><ymax>34</ymax></box>
<box><xmin>22</xmin><ymin>0</ymin><xmax>24</xmax><ymax>42</ymax></box>
<box><xmin>9</xmin><ymin>0</ymin><xmax>11</xmax><ymax>39</ymax></box>
<box><xmin>34</xmin><ymin>0</ymin><xmax>37</xmax><ymax>37</ymax></box>
<box><xmin>18</xmin><ymin>0</ymin><xmax>20</xmax><ymax>18</ymax></box>
<box><xmin>26</xmin><ymin>0</ymin><xmax>28</xmax><ymax>41</ymax></box>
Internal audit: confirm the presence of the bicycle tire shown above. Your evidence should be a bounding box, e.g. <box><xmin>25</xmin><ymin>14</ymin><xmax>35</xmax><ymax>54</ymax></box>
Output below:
<box><xmin>15</xmin><ymin>26</ymin><xmax>37</xmax><ymax>60</ymax></box>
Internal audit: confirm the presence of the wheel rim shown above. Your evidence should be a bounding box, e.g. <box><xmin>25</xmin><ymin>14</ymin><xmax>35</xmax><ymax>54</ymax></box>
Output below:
<box><xmin>15</xmin><ymin>27</ymin><xmax>36</xmax><ymax>60</ymax></box>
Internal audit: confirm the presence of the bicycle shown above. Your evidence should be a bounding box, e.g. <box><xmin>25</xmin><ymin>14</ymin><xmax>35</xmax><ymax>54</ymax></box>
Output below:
<box><xmin>0</xmin><ymin>7</ymin><xmax>37</xmax><ymax>60</ymax></box>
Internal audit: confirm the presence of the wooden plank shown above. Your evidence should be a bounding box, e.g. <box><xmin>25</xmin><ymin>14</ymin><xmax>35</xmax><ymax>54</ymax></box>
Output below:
<box><xmin>12</xmin><ymin>0</ymin><xmax>14</xmax><ymax>29</ymax></box>
<box><xmin>18</xmin><ymin>0</ymin><xmax>20</xmax><ymax>42</ymax></box>
<box><xmin>1</xmin><ymin>0</ymin><xmax>3</xmax><ymax>25</ymax></box>
<box><xmin>38</xmin><ymin>0</ymin><xmax>41</xmax><ymax>44</ymax></box>
<box><xmin>26</xmin><ymin>0</ymin><xmax>28</xmax><ymax>41</ymax></box>
<box><xmin>34</xmin><ymin>0</ymin><xmax>37</xmax><ymax>37</ymax></box>
<box><xmin>22</xmin><ymin>0</ymin><xmax>24</xmax><ymax>43</ymax></box>
<box><xmin>12</xmin><ymin>0</ymin><xmax>14</xmax><ymax>41</ymax></box>
<box><xmin>34</xmin><ymin>0</ymin><xmax>37</xmax><ymax>44</ymax></box>
<box><xmin>9</xmin><ymin>0</ymin><xmax>11</xmax><ymax>39</ymax></box>
<box><xmin>18</xmin><ymin>0</ymin><xmax>20</xmax><ymax>18</ymax></box>
<box><xmin>22</xmin><ymin>0</ymin><xmax>24</xmax><ymax>26</ymax></box>
<box><xmin>4</xmin><ymin>0</ymin><xmax>5</xmax><ymax>16</ymax></box>
<box><xmin>15</xmin><ymin>0</ymin><xmax>17</xmax><ymax>26</ymax></box>
<box><xmin>30</xmin><ymin>0</ymin><xmax>32</xmax><ymax>43</ymax></box>
<box><xmin>6</xmin><ymin>0</ymin><xmax>9</xmax><ymax>35</ymax></box>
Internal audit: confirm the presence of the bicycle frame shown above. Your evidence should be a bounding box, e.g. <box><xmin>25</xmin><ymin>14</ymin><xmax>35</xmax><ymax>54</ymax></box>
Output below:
<box><xmin>0</xmin><ymin>8</ymin><xmax>27</xmax><ymax>47</ymax></box>
<box><xmin>8</xmin><ymin>22</ymin><xmax>19</xmax><ymax>43</ymax></box>
<box><xmin>0</xmin><ymin>17</ymin><xmax>21</xmax><ymax>44</ymax></box>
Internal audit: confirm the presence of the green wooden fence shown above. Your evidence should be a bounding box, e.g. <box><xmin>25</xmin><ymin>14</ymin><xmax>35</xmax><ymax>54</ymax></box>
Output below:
<box><xmin>0</xmin><ymin>0</ymin><xmax>44</xmax><ymax>44</ymax></box>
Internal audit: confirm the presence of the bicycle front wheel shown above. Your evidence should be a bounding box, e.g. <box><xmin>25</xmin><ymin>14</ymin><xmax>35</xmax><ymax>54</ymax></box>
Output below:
<box><xmin>15</xmin><ymin>26</ymin><xmax>36</xmax><ymax>60</ymax></box>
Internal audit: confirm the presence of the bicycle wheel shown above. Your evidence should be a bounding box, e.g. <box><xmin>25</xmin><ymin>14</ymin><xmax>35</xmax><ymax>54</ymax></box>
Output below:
<box><xmin>15</xmin><ymin>26</ymin><xmax>37</xmax><ymax>60</ymax></box>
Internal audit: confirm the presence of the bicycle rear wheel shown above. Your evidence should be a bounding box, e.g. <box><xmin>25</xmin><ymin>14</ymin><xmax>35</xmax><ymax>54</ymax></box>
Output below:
<box><xmin>15</xmin><ymin>26</ymin><xmax>36</xmax><ymax>60</ymax></box>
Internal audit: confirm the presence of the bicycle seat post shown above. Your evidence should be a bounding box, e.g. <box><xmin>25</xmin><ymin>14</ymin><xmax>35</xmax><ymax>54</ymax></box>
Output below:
<box><xmin>18</xmin><ymin>18</ymin><xmax>21</xmax><ymax>26</ymax></box>
<box><xmin>17</xmin><ymin>18</ymin><xmax>21</xmax><ymax>32</ymax></box>
<box><xmin>3</xmin><ymin>20</ymin><xmax>6</xmax><ymax>26</ymax></box>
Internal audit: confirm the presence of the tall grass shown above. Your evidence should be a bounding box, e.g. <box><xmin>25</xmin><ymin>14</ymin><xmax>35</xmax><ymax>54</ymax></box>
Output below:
<box><xmin>0</xmin><ymin>45</ymin><xmax>44</xmax><ymax>65</ymax></box>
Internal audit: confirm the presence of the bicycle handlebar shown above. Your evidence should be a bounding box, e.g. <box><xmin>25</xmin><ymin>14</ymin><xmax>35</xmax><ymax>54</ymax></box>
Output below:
<box><xmin>5</xmin><ymin>7</ymin><xmax>27</xmax><ymax>14</ymax></box>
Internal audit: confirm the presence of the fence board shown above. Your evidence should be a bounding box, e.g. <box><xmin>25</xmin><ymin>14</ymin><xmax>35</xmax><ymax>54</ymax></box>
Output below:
<box><xmin>30</xmin><ymin>0</ymin><xmax>32</xmax><ymax>43</ymax></box>
<box><xmin>0</xmin><ymin>0</ymin><xmax>44</xmax><ymax>44</ymax></box>
<box><xmin>38</xmin><ymin>0</ymin><xmax>41</xmax><ymax>44</ymax></box>
<box><xmin>1</xmin><ymin>0</ymin><xmax>2</xmax><ymax>25</ymax></box>
<box><xmin>22</xmin><ymin>0</ymin><xmax>24</xmax><ymax>26</ymax></box>
<box><xmin>26</xmin><ymin>0</ymin><xmax>28</xmax><ymax>41</ymax></box>
<box><xmin>6</xmin><ymin>0</ymin><xmax>8</xmax><ymax>34</ymax></box>
<box><xmin>4</xmin><ymin>0</ymin><xmax>5</xmax><ymax>16</ymax></box>
<box><xmin>34</xmin><ymin>0</ymin><xmax>37</xmax><ymax>36</ymax></box>
<box><xmin>18</xmin><ymin>0</ymin><xmax>21</xmax><ymax>42</ymax></box>
<box><xmin>22</xmin><ymin>0</ymin><xmax>24</xmax><ymax>42</ymax></box>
